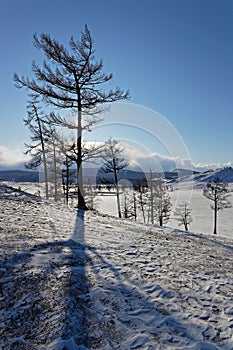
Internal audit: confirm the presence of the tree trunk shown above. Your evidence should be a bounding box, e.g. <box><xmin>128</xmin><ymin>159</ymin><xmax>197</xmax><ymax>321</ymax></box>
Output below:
<box><xmin>42</xmin><ymin>151</ymin><xmax>49</xmax><ymax>200</ymax></box>
<box><xmin>159</xmin><ymin>215</ymin><xmax>163</xmax><ymax>226</ymax></box>
<box><xmin>52</xmin><ymin>137</ymin><xmax>58</xmax><ymax>202</ymax></box>
<box><xmin>133</xmin><ymin>192</ymin><xmax>137</xmax><ymax>221</ymax></box>
<box><xmin>214</xmin><ymin>189</ymin><xmax>217</xmax><ymax>234</ymax></box>
<box><xmin>65</xmin><ymin>158</ymin><xmax>69</xmax><ymax>205</ymax></box>
<box><xmin>150</xmin><ymin>179</ymin><xmax>154</xmax><ymax>224</ymax></box>
<box><xmin>36</xmin><ymin>112</ymin><xmax>49</xmax><ymax>199</ymax></box>
<box><xmin>140</xmin><ymin>192</ymin><xmax>146</xmax><ymax>223</ymax></box>
<box><xmin>184</xmin><ymin>205</ymin><xmax>188</xmax><ymax>231</ymax></box>
<box><xmin>77</xmin><ymin>101</ymin><xmax>87</xmax><ymax>210</ymax></box>
<box><xmin>124</xmin><ymin>194</ymin><xmax>127</xmax><ymax>218</ymax></box>
<box><xmin>113</xmin><ymin>159</ymin><xmax>121</xmax><ymax>218</ymax></box>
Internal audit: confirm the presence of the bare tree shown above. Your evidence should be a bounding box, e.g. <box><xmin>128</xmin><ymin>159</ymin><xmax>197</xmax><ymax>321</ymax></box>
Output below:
<box><xmin>24</xmin><ymin>99</ymin><xmax>50</xmax><ymax>199</ymax></box>
<box><xmin>146</xmin><ymin>174</ymin><xmax>171</xmax><ymax>226</ymax></box>
<box><xmin>174</xmin><ymin>201</ymin><xmax>192</xmax><ymax>231</ymax></box>
<box><xmin>203</xmin><ymin>177</ymin><xmax>232</xmax><ymax>234</ymax></box>
<box><xmin>101</xmin><ymin>139</ymin><xmax>128</xmax><ymax>218</ymax></box>
<box><xmin>45</xmin><ymin>127</ymin><xmax>65</xmax><ymax>202</ymax></box>
<box><xmin>147</xmin><ymin>169</ymin><xmax>155</xmax><ymax>224</ymax></box>
<box><xmin>133</xmin><ymin>182</ymin><xmax>148</xmax><ymax>223</ymax></box>
<box><xmin>13</xmin><ymin>25</ymin><xmax>130</xmax><ymax>209</ymax></box>
<box><xmin>154</xmin><ymin>178</ymin><xmax>171</xmax><ymax>226</ymax></box>
<box><xmin>138</xmin><ymin>188</ymin><xmax>147</xmax><ymax>223</ymax></box>
<box><xmin>121</xmin><ymin>189</ymin><xmax>137</xmax><ymax>220</ymax></box>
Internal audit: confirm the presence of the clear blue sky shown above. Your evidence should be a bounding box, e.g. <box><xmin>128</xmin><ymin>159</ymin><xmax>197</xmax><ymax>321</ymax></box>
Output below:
<box><xmin>0</xmin><ymin>0</ymin><xmax>233</xmax><ymax>170</ymax></box>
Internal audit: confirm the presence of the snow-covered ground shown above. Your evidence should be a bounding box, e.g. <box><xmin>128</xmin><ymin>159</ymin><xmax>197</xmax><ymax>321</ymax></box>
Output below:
<box><xmin>1</xmin><ymin>184</ymin><xmax>233</xmax><ymax>349</ymax></box>
<box><xmin>98</xmin><ymin>183</ymin><xmax>233</xmax><ymax>239</ymax></box>
<box><xmin>169</xmin><ymin>186</ymin><xmax>233</xmax><ymax>239</ymax></box>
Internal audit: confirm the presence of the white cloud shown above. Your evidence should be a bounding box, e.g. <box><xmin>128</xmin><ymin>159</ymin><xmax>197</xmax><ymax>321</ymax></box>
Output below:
<box><xmin>84</xmin><ymin>140</ymin><xmax>230</xmax><ymax>173</ymax></box>
<box><xmin>192</xmin><ymin>161</ymin><xmax>233</xmax><ymax>172</ymax></box>
<box><xmin>119</xmin><ymin>140</ymin><xmax>233</xmax><ymax>173</ymax></box>
<box><xmin>0</xmin><ymin>145</ymin><xmax>28</xmax><ymax>170</ymax></box>
<box><xmin>127</xmin><ymin>153</ymin><xmax>193</xmax><ymax>172</ymax></box>
<box><xmin>120</xmin><ymin>141</ymin><xmax>192</xmax><ymax>172</ymax></box>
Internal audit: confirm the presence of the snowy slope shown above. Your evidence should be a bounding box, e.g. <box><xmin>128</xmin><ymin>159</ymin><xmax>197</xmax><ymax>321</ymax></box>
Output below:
<box><xmin>0</xmin><ymin>185</ymin><xmax>233</xmax><ymax>349</ymax></box>
<box><xmin>178</xmin><ymin>168</ymin><xmax>233</xmax><ymax>185</ymax></box>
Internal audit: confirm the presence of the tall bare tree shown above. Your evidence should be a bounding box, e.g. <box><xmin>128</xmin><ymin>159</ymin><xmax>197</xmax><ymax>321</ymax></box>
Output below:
<box><xmin>13</xmin><ymin>25</ymin><xmax>130</xmax><ymax>209</ymax></box>
<box><xmin>203</xmin><ymin>177</ymin><xmax>232</xmax><ymax>234</ymax></box>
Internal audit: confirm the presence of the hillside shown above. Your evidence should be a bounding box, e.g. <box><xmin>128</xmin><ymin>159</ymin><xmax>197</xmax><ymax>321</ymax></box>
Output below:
<box><xmin>193</xmin><ymin>167</ymin><xmax>233</xmax><ymax>183</ymax></box>
<box><xmin>0</xmin><ymin>185</ymin><xmax>233</xmax><ymax>349</ymax></box>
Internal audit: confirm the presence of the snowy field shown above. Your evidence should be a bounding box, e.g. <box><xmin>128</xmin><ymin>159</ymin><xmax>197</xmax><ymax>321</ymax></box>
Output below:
<box><xmin>98</xmin><ymin>183</ymin><xmax>233</xmax><ymax>239</ymax></box>
<box><xmin>0</xmin><ymin>184</ymin><xmax>233</xmax><ymax>349</ymax></box>
<box><xmin>12</xmin><ymin>181</ymin><xmax>233</xmax><ymax>239</ymax></box>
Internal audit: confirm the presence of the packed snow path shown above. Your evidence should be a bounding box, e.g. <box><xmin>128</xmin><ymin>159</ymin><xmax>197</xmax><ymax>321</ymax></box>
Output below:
<box><xmin>0</xmin><ymin>186</ymin><xmax>233</xmax><ymax>349</ymax></box>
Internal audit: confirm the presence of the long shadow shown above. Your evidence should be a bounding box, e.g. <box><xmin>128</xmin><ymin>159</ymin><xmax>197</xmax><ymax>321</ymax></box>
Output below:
<box><xmin>83</xmin><ymin>245</ymin><xmax>195</xmax><ymax>348</ymax></box>
<box><xmin>61</xmin><ymin>208</ymin><xmax>89</xmax><ymax>346</ymax></box>
<box><xmin>0</xmin><ymin>205</ymin><xmax>89</xmax><ymax>349</ymax></box>
<box><xmin>1</xmin><ymin>196</ymin><xmax>232</xmax><ymax>349</ymax></box>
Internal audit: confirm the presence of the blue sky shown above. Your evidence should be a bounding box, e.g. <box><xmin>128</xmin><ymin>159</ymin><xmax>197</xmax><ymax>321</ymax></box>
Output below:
<box><xmin>0</xmin><ymin>0</ymin><xmax>233</xmax><ymax>170</ymax></box>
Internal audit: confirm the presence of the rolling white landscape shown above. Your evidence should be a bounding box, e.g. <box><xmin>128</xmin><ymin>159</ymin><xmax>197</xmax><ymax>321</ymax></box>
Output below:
<box><xmin>0</xmin><ymin>181</ymin><xmax>233</xmax><ymax>349</ymax></box>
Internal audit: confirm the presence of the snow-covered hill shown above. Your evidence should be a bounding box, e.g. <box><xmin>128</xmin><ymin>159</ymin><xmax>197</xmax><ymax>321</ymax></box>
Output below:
<box><xmin>179</xmin><ymin>167</ymin><xmax>233</xmax><ymax>185</ymax></box>
<box><xmin>1</xmin><ymin>185</ymin><xmax>233</xmax><ymax>349</ymax></box>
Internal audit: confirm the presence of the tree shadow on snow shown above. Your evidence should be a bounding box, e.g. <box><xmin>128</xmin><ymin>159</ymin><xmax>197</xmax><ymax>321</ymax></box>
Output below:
<box><xmin>1</xmin><ymin>202</ymin><xmax>231</xmax><ymax>349</ymax></box>
<box><xmin>0</xmin><ymin>208</ymin><xmax>89</xmax><ymax>349</ymax></box>
<box><xmin>83</xmin><ymin>245</ymin><xmax>192</xmax><ymax>348</ymax></box>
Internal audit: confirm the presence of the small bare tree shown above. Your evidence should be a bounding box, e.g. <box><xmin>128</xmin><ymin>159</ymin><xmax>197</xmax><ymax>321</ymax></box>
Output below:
<box><xmin>135</xmin><ymin>182</ymin><xmax>148</xmax><ymax>223</ymax></box>
<box><xmin>121</xmin><ymin>189</ymin><xmax>137</xmax><ymax>220</ymax></box>
<box><xmin>174</xmin><ymin>201</ymin><xmax>192</xmax><ymax>231</ymax></box>
<box><xmin>101</xmin><ymin>139</ymin><xmax>128</xmax><ymax>218</ymax></box>
<box><xmin>146</xmin><ymin>173</ymin><xmax>171</xmax><ymax>226</ymax></box>
<box><xmin>24</xmin><ymin>99</ymin><xmax>50</xmax><ymax>199</ymax></box>
<box><xmin>203</xmin><ymin>177</ymin><xmax>232</xmax><ymax>235</ymax></box>
<box><xmin>45</xmin><ymin>127</ymin><xmax>65</xmax><ymax>202</ymax></box>
<box><xmin>154</xmin><ymin>178</ymin><xmax>171</xmax><ymax>226</ymax></box>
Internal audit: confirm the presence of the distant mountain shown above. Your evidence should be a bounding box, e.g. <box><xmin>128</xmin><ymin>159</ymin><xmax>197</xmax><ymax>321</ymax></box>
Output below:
<box><xmin>96</xmin><ymin>168</ymin><xmax>197</xmax><ymax>185</ymax></box>
<box><xmin>192</xmin><ymin>167</ymin><xmax>233</xmax><ymax>183</ymax></box>
<box><xmin>96</xmin><ymin>169</ymin><xmax>148</xmax><ymax>186</ymax></box>
<box><xmin>2</xmin><ymin>167</ymin><xmax>233</xmax><ymax>185</ymax></box>
<box><xmin>0</xmin><ymin>170</ymin><xmax>39</xmax><ymax>182</ymax></box>
<box><xmin>172</xmin><ymin>168</ymin><xmax>199</xmax><ymax>177</ymax></box>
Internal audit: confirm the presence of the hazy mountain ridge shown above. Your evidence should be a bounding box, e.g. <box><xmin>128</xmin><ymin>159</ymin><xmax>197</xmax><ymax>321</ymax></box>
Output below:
<box><xmin>1</xmin><ymin>167</ymin><xmax>233</xmax><ymax>184</ymax></box>
<box><xmin>0</xmin><ymin>170</ymin><xmax>39</xmax><ymax>182</ymax></box>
